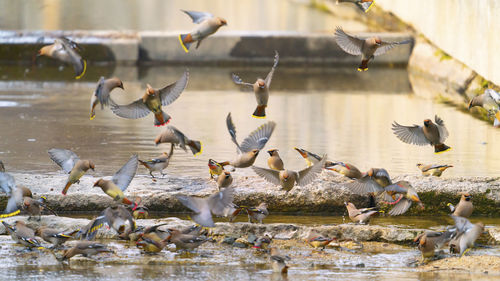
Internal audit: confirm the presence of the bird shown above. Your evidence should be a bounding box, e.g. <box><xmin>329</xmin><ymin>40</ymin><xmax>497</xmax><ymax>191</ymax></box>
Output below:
<box><xmin>449</xmin><ymin>215</ymin><xmax>484</xmax><ymax>256</ymax></box>
<box><xmin>468</xmin><ymin>88</ymin><xmax>500</xmax><ymax>127</ymax></box>
<box><xmin>252</xmin><ymin>156</ymin><xmax>326</xmax><ymax>192</ymax></box>
<box><xmin>344</xmin><ymin>202</ymin><xmax>378</xmax><ymax>224</ymax></box>
<box><xmin>334</xmin><ymin>26</ymin><xmax>411</xmax><ymax>71</ymax></box>
<box><xmin>90</xmin><ymin>77</ymin><xmax>124</xmax><ymax>120</ymax></box>
<box><xmin>48</xmin><ymin>148</ymin><xmax>95</xmax><ymax>195</ymax></box>
<box><xmin>414</xmin><ymin>230</ymin><xmax>454</xmax><ymax>261</ymax></box>
<box><xmin>132</xmin><ymin>197</ymin><xmax>149</xmax><ymax>219</ymax></box>
<box><xmin>176</xmin><ymin>187</ymin><xmax>234</xmax><ymax>227</ymax></box>
<box><xmin>22</xmin><ymin>196</ymin><xmax>57</xmax><ymax>220</ymax></box>
<box><xmin>93</xmin><ymin>155</ymin><xmax>138</xmax><ymax>207</ymax></box>
<box><xmin>216</xmin><ymin>171</ymin><xmax>233</xmax><ymax>189</ymax></box>
<box><xmin>392</xmin><ymin>115</ymin><xmax>451</xmax><ymax>153</ymax></box>
<box><xmin>165</xmin><ymin>228</ymin><xmax>208</xmax><ymax>251</ymax></box>
<box><xmin>1</xmin><ymin>186</ymin><xmax>31</xmax><ymax>218</ymax></box>
<box><xmin>136</xmin><ymin>232</ymin><xmax>170</xmax><ymax>253</ymax></box>
<box><xmin>37</xmin><ymin>37</ymin><xmax>86</xmax><ymax>79</ymax></box>
<box><xmin>138</xmin><ymin>144</ymin><xmax>174</xmax><ymax>178</ymax></box>
<box><xmin>306</xmin><ymin>232</ymin><xmax>335</xmax><ymax>249</ymax></box>
<box><xmin>253</xmin><ymin>235</ymin><xmax>272</xmax><ymax>250</ymax></box>
<box><xmin>294</xmin><ymin>147</ymin><xmax>322</xmax><ymax>167</ymax></box>
<box><xmin>2</xmin><ymin>220</ymin><xmax>44</xmax><ymax>249</ymax></box>
<box><xmin>208</xmin><ymin>159</ymin><xmax>224</xmax><ymax>179</ymax></box>
<box><xmin>0</xmin><ymin>160</ymin><xmax>4</xmax><ymax>172</ymax></box>
<box><xmin>448</xmin><ymin>193</ymin><xmax>473</xmax><ymax>218</ymax></box>
<box><xmin>348</xmin><ymin>168</ymin><xmax>392</xmax><ymax>195</ymax></box>
<box><xmin>154</xmin><ymin>125</ymin><xmax>203</xmax><ymax>156</ymax></box>
<box><xmin>110</xmin><ymin>71</ymin><xmax>189</xmax><ymax>127</ymax></box>
<box><xmin>269</xmin><ymin>247</ymin><xmax>291</xmax><ymax>274</ymax></box>
<box><xmin>383</xmin><ymin>181</ymin><xmax>424</xmax><ymax>216</ymax></box>
<box><xmin>84</xmin><ymin>205</ymin><xmax>136</xmax><ymax>240</ymax></box>
<box><xmin>336</xmin><ymin>0</ymin><xmax>375</xmax><ymax>12</ymax></box>
<box><xmin>35</xmin><ymin>227</ymin><xmax>78</xmax><ymax>248</ymax></box>
<box><xmin>325</xmin><ymin>162</ymin><xmax>363</xmax><ymax>179</ymax></box>
<box><xmin>0</xmin><ymin>164</ymin><xmax>16</xmax><ymax>195</ymax></box>
<box><xmin>232</xmin><ymin>51</ymin><xmax>279</xmax><ymax>118</ymax></box>
<box><xmin>221</xmin><ymin>112</ymin><xmax>276</xmax><ymax>168</ymax></box>
<box><xmin>179</xmin><ymin>10</ymin><xmax>227</xmax><ymax>52</ymax></box>
<box><xmin>267</xmin><ymin>149</ymin><xmax>284</xmax><ymax>171</ymax></box>
<box><xmin>416</xmin><ymin>163</ymin><xmax>453</xmax><ymax>177</ymax></box>
<box><xmin>245</xmin><ymin>202</ymin><xmax>269</xmax><ymax>224</ymax></box>
<box><xmin>62</xmin><ymin>241</ymin><xmax>113</xmax><ymax>260</ymax></box>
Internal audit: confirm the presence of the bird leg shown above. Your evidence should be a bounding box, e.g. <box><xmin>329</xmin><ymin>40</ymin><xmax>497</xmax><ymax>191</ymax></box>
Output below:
<box><xmin>149</xmin><ymin>171</ymin><xmax>155</xmax><ymax>179</ymax></box>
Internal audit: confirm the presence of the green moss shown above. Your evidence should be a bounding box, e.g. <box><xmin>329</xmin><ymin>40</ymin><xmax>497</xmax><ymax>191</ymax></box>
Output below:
<box><xmin>309</xmin><ymin>0</ymin><xmax>332</xmax><ymax>14</ymax></box>
<box><xmin>434</xmin><ymin>49</ymin><xmax>452</xmax><ymax>61</ymax></box>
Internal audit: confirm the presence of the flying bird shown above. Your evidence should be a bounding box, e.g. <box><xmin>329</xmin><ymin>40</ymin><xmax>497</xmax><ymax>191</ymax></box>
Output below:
<box><xmin>468</xmin><ymin>88</ymin><xmax>500</xmax><ymax>127</ymax></box>
<box><xmin>392</xmin><ymin>115</ymin><xmax>451</xmax><ymax>153</ymax></box>
<box><xmin>84</xmin><ymin>205</ymin><xmax>136</xmax><ymax>240</ymax></box>
<box><xmin>179</xmin><ymin>10</ymin><xmax>227</xmax><ymax>52</ymax></box>
<box><xmin>383</xmin><ymin>181</ymin><xmax>424</xmax><ymax>216</ymax></box>
<box><xmin>110</xmin><ymin>71</ymin><xmax>189</xmax><ymax>127</ymax></box>
<box><xmin>90</xmin><ymin>77</ymin><xmax>124</xmax><ymax>120</ymax></box>
<box><xmin>416</xmin><ymin>163</ymin><xmax>453</xmax><ymax>177</ymax></box>
<box><xmin>232</xmin><ymin>51</ymin><xmax>279</xmax><ymax>118</ymax></box>
<box><xmin>449</xmin><ymin>215</ymin><xmax>484</xmax><ymax>256</ymax></box>
<box><xmin>154</xmin><ymin>125</ymin><xmax>203</xmax><ymax>156</ymax></box>
<box><xmin>334</xmin><ymin>26</ymin><xmax>411</xmax><ymax>71</ymax></box>
<box><xmin>37</xmin><ymin>37</ymin><xmax>86</xmax><ymax>79</ymax></box>
<box><xmin>48</xmin><ymin>148</ymin><xmax>95</xmax><ymax>195</ymax></box>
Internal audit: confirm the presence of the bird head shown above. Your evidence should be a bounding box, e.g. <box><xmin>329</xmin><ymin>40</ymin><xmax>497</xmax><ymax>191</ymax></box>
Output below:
<box><xmin>88</xmin><ymin>161</ymin><xmax>95</xmax><ymax>171</ymax></box>
<box><xmin>257</xmin><ymin>79</ymin><xmax>266</xmax><ymax>89</ymax></box>
<box><xmin>374</xmin><ymin>37</ymin><xmax>382</xmax><ymax>45</ymax></box>
<box><xmin>146</xmin><ymin>84</ymin><xmax>155</xmax><ymax>96</ymax></box>
<box><xmin>267</xmin><ymin>149</ymin><xmax>278</xmax><ymax>156</ymax></box>
<box><xmin>37</xmin><ymin>46</ymin><xmax>51</xmax><ymax>57</ymax></box>
<box><xmin>224</xmin><ymin>171</ymin><xmax>231</xmax><ymax>179</ymax></box>
<box><xmin>93</xmin><ymin>179</ymin><xmax>104</xmax><ymax>188</ymax></box>
<box><xmin>462</xmin><ymin>193</ymin><xmax>472</xmax><ymax>201</ymax></box>
<box><xmin>423</xmin><ymin>119</ymin><xmax>431</xmax><ymax>127</ymax></box>
<box><xmin>367</xmin><ymin>168</ymin><xmax>374</xmax><ymax>177</ymax></box>
<box><xmin>416</xmin><ymin>163</ymin><xmax>423</xmax><ymax>168</ymax></box>
<box><xmin>217</xmin><ymin>17</ymin><xmax>227</xmax><ymax>26</ymax></box>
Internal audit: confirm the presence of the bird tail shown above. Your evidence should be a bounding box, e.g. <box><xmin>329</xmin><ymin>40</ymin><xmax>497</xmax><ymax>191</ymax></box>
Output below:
<box><xmin>434</xmin><ymin>143</ymin><xmax>451</xmax><ymax>154</ymax></box>
<box><xmin>138</xmin><ymin>160</ymin><xmax>151</xmax><ymax>169</ymax></box>
<box><xmin>62</xmin><ymin>182</ymin><xmax>72</xmax><ymax>195</ymax></box>
<box><xmin>252</xmin><ymin>105</ymin><xmax>267</xmax><ymax>118</ymax></box>
<box><xmin>0</xmin><ymin>209</ymin><xmax>20</xmax><ymax>218</ymax></box>
<box><xmin>494</xmin><ymin>111</ymin><xmax>500</xmax><ymax>127</ymax></box>
<box><xmin>179</xmin><ymin>34</ymin><xmax>193</xmax><ymax>53</ymax></box>
<box><xmin>219</xmin><ymin>161</ymin><xmax>230</xmax><ymax>167</ymax></box>
<box><xmin>187</xmin><ymin>140</ymin><xmax>203</xmax><ymax>156</ymax></box>
<box><xmin>447</xmin><ymin>203</ymin><xmax>455</xmax><ymax>212</ymax></box>
<box><xmin>357</xmin><ymin>60</ymin><xmax>369</xmax><ymax>71</ymax></box>
<box><xmin>122</xmin><ymin>197</ymin><xmax>137</xmax><ymax>208</ymax></box>
<box><xmin>75</xmin><ymin>59</ymin><xmax>87</xmax><ymax>80</ymax></box>
<box><xmin>154</xmin><ymin>111</ymin><xmax>171</xmax><ymax>127</ymax></box>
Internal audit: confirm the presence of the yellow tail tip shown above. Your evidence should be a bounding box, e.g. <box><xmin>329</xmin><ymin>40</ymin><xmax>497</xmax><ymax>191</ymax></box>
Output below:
<box><xmin>0</xmin><ymin>209</ymin><xmax>20</xmax><ymax>218</ymax></box>
<box><xmin>90</xmin><ymin>114</ymin><xmax>95</xmax><ymax>120</ymax></box>
<box><xmin>193</xmin><ymin>141</ymin><xmax>204</xmax><ymax>157</ymax></box>
<box><xmin>178</xmin><ymin>34</ymin><xmax>189</xmax><ymax>53</ymax></box>
<box><xmin>251</xmin><ymin>114</ymin><xmax>266</xmax><ymax>119</ymax></box>
<box><xmin>365</xmin><ymin>1</ymin><xmax>375</xmax><ymax>13</ymax></box>
<box><xmin>75</xmin><ymin>60</ymin><xmax>87</xmax><ymax>80</ymax></box>
<box><xmin>435</xmin><ymin>147</ymin><xmax>452</xmax><ymax>154</ymax></box>
<box><xmin>37</xmin><ymin>247</ymin><xmax>45</xmax><ymax>250</ymax></box>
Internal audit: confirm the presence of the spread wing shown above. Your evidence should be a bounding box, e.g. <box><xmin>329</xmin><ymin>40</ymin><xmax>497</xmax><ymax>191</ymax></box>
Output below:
<box><xmin>240</xmin><ymin>121</ymin><xmax>276</xmax><ymax>153</ymax></box>
<box><xmin>110</xmin><ymin>98</ymin><xmax>150</xmax><ymax>119</ymax></box>
<box><xmin>0</xmin><ymin>172</ymin><xmax>15</xmax><ymax>195</ymax></box>
<box><xmin>374</xmin><ymin>39</ymin><xmax>412</xmax><ymax>57</ymax></box>
<box><xmin>226</xmin><ymin>112</ymin><xmax>242</xmax><ymax>152</ymax></box>
<box><xmin>388</xmin><ymin>198</ymin><xmax>413</xmax><ymax>216</ymax></box>
<box><xmin>159</xmin><ymin>70</ymin><xmax>189</xmax><ymax>106</ymax></box>
<box><xmin>58</xmin><ymin>38</ymin><xmax>86</xmax><ymax>77</ymax></box>
<box><xmin>348</xmin><ymin>176</ymin><xmax>384</xmax><ymax>194</ymax></box>
<box><xmin>486</xmin><ymin>89</ymin><xmax>500</xmax><ymax>103</ymax></box>
<box><xmin>112</xmin><ymin>155</ymin><xmax>138</xmax><ymax>191</ymax></box>
<box><xmin>334</xmin><ymin>26</ymin><xmax>364</xmax><ymax>56</ymax></box>
<box><xmin>392</xmin><ymin>122</ymin><xmax>429</xmax><ymax>146</ymax></box>
<box><xmin>176</xmin><ymin>195</ymin><xmax>214</xmax><ymax>227</ymax></box>
<box><xmin>208</xmin><ymin>187</ymin><xmax>234</xmax><ymax>216</ymax></box>
<box><xmin>265</xmin><ymin>50</ymin><xmax>279</xmax><ymax>87</ymax></box>
<box><xmin>251</xmin><ymin>166</ymin><xmax>281</xmax><ymax>186</ymax></box>
<box><xmin>297</xmin><ymin>155</ymin><xmax>326</xmax><ymax>186</ymax></box>
<box><xmin>181</xmin><ymin>10</ymin><xmax>213</xmax><ymax>24</ymax></box>
<box><xmin>384</xmin><ymin>181</ymin><xmax>409</xmax><ymax>194</ymax></box>
<box><xmin>94</xmin><ymin>77</ymin><xmax>107</xmax><ymax>107</ymax></box>
<box><xmin>48</xmin><ymin>148</ymin><xmax>80</xmax><ymax>173</ymax></box>
<box><xmin>434</xmin><ymin>115</ymin><xmax>449</xmax><ymax>142</ymax></box>
<box><xmin>232</xmin><ymin>74</ymin><xmax>253</xmax><ymax>88</ymax></box>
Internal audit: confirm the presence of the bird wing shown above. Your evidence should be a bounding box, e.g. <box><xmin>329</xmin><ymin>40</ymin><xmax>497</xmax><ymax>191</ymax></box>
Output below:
<box><xmin>392</xmin><ymin>122</ymin><xmax>429</xmax><ymax>146</ymax></box>
<box><xmin>373</xmin><ymin>39</ymin><xmax>412</xmax><ymax>57</ymax></box>
<box><xmin>168</xmin><ymin>126</ymin><xmax>187</xmax><ymax>149</ymax></box>
<box><xmin>334</xmin><ymin>27</ymin><xmax>364</xmax><ymax>56</ymax></box>
<box><xmin>0</xmin><ymin>172</ymin><xmax>15</xmax><ymax>195</ymax></box>
<box><xmin>85</xmin><ymin>216</ymin><xmax>108</xmax><ymax>240</ymax></box>
<box><xmin>384</xmin><ymin>181</ymin><xmax>408</xmax><ymax>194</ymax></box>
<box><xmin>297</xmin><ymin>155</ymin><xmax>327</xmax><ymax>186</ymax></box>
<box><xmin>226</xmin><ymin>112</ymin><xmax>242</xmax><ymax>153</ymax></box>
<box><xmin>181</xmin><ymin>10</ymin><xmax>214</xmax><ymax>24</ymax></box>
<box><xmin>176</xmin><ymin>195</ymin><xmax>214</xmax><ymax>227</ymax></box>
<box><xmin>434</xmin><ymin>115</ymin><xmax>449</xmax><ymax>142</ymax></box>
<box><xmin>112</xmin><ymin>155</ymin><xmax>138</xmax><ymax>191</ymax></box>
<box><xmin>110</xmin><ymin>98</ymin><xmax>151</xmax><ymax>119</ymax></box>
<box><xmin>59</xmin><ymin>37</ymin><xmax>83</xmax><ymax>52</ymax></box>
<box><xmin>356</xmin><ymin>1</ymin><xmax>374</xmax><ymax>12</ymax></box>
<box><xmin>159</xmin><ymin>70</ymin><xmax>189</xmax><ymax>106</ymax></box>
<box><xmin>348</xmin><ymin>176</ymin><xmax>384</xmax><ymax>194</ymax></box>
<box><xmin>240</xmin><ymin>121</ymin><xmax>276</xmax><ymax>153</ymax></box>
<box><xmin>208</xmin><ymin>187</ymin><xmax>234</xmax><ymax>216</ymax></box>
<box><xmin>3</xmin><ymin>186</ymin><xmax>23</xmax><ymax>214</ymax></box>
<box><xmin>486</xmin><ymin>89</ymin><xmax>500</xmax><ymax>104</ymax></box>
<box><xmin>94</xmin><ymin>77</ymin><xmax>108</xmax><ymax>107</ymax></box>
<box><xmin>264</xmin><ymin>50</ymin><xmax>279</xmax><ymax>87</ymax></box>
<box><xmin>231</xmin><ymin>74</ymin><xmax>254</xmax><ymax>88</ymax></box>
<box><xmin>251</xmin><ymin>166</ymin><xmax>281</xmax><ymax>186</ymax></box>
<box><xmin>451</xmin><ymin>215</ymin><xmax>474</xmax><ymax>234</ymax></box>
<box><xmin>388</xmin><ymin>198</ymin><xmax>413</xmax><ymax>216</ymax></box>
<box><xmin>48</xmin><ymin>148</ymin><xmax>80</xmax><ymax>173</ymax></box>
<box><xmin>58</xmin><ymin>38</ymin><xmax>86</xmax><ymax>77</ymax></box>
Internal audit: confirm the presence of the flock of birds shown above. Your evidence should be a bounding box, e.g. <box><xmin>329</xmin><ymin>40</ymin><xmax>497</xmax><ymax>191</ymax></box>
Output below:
<box><xmin>0</xmin><ymin>1</ymin><xmax>496</xmax><ymax>275</ymax></box>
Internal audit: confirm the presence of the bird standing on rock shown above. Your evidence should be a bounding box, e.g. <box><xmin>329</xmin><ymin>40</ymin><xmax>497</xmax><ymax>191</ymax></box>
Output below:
<box><xmin>416</xmin><ymin>163</ymin><xmax>453</xmax><ymax>177</ymax></box>
<box><xmin>392</xmin><ymin>115</ymin><xmax>451</xmax><ymax>153</ymax></box>
<box><xmin>90</xmin><ymin>77</ymin><xmax>124</xmax><ymax>120</ymax></box>
<box><xmin>448</xmin><ymin>193</ymin><xmax>473</xmax><ymax>218</ymax></box>
<box><xmin>2</xmin><ymin>220</ymin><xmax>44</xmax><ymax>249</ymax></box>
<box><xmin>139</xmin><ymin>144</ymin><xmax>174</xmax><ymax>179</ymax></box>
<box><xmin>468</xmin><ymin>88</ymin><xmax>500</xmax><ymax>127</ymax></box>
<box><xmin>179</xmin><ymin>10</ymin><xmax>227</xmax><ymax>52</ymax></box>
<box><xmin>232</xmin><ymin>51</ymin><xmax>279</xmax><ymax>118</ymax></box>
<box><xmin>62</xmin><ymin>241</ymin><xmax>113</xmax><ymax>260</ymax></box>
<box><xmin>334</xmin><ymin>26</ymin><xmax>411</xmax><ymax>71</ymax></box>
<box><xmin>165</xmin><ymin>228</ymin><xmax>208</xmax><ymax>251</ymax></box>
<box><xmin>267</xmin><ymin>149</ymin><xmax>284</xmax><ymax>171</ymax></box>
<box><xmin>110</xmin><ymin>71</ymin><xmax>189</xmax><ymax>127</ymax></box>
<box><xmin>37</xmin><ymin>37</ymin><xmax>86</xmax><ymax>79</ymax></box>
<box><xmin>344</xmin><ymin>202</ymin><xmax>378</xmax><ymax>224</ymax></box>
<box><xmin>154</xmin><ymin>125</ymin><xmax>202</xmax><ymax>156</ymax></box>
<box><xmin>245</xmin><ymin>202</ymin><xmax>269</xmax><ymax>224</ymax></box>
<box><xmin>48</xmin><ymin>148</ymin><xmax>95</xmax><ymax>195</ymax></box>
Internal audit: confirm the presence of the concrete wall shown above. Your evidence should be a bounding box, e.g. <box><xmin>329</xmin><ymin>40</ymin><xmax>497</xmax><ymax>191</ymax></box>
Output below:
<box><xmin>377</xmin><ymin>0</ymin><xmax>500</xmax><ymax>85</ymax></box>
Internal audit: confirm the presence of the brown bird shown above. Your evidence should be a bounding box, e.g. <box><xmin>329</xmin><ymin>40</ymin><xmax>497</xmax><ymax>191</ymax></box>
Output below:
<box><xmin>416</xmin><ymin>163</ymin><xmax>453</xmax><ymax>177</ymax></box>
<box><xmin>22</xmin><ymin>196</ymin><xmax>57</xmax><ymax>220</ymax></box>
<box><xmin>348</xmin><ymin>168</ymin><xmax>391</xmax><ymax>195</ymax></box>
<box><xmin>267</xmin><ymin>149</ymin><xmax>284</xmax><ymax>171</ymax></box>
<box><xmin>84</xmin><ymin>205</ymin><xmax>136</xmax><ymax>240</ymax></box>
<box><xmin>253</xmin><ymin>235</ymin><xmax>272</xmax><ymax>250</ymax></box>
<box><xmin>344</xmin><ymin>202</ymin><xmax>378</xmax><ymax>224</ymax></box>
<box><xmin>232</xmin><ymin>51</ymin><xmax>279</xmax><ymax>118</ymax></box>
<box><xmin>414</xmin><ymin>230</ymin><xmax>453</xmax><ymax>261</ymax></box>
<box><xmin>449</xmin><ymin>215</ymin><xmax>484</xmax><ymax>256</ymax></box>
<box><xmin>35</xmin><ymin>227</ymin><xmax>78</xmax><ymax>248</ymax></box>
<box><xmin>62</xmin><ymin>241</ymin><xmax>113</xmax><ymax>260</ymax></box>
<box><xmin>90</xmin><ymin>77</ymin><xmax>124</xmax><ymax>120</ymax></box>
<box><xmin>93</xmin><ymin>155</ymin><xmax>138</xmax><ymax>207</ymax></box>
<box><xmin>325</xmin><ymin>162</ymin><xmax>363</xmax><ymax>179</ymax></box>
<box><xmin>252</xmin><ymin>156</ymin><xmax>326</xmax><ymax>192</ymax></box>
<box><xmin>132</xmin><ymin>197</ymin><xmax>149</xmax><ymax>219</ymax></box>
<box><xmin>179</xmin><ymin>10</ymin><xmax>227</xmax><ymax>52</ymax></box>
<box><xmin>48</xmin><ymin>148</ymin><xmax>95</xmax><ymax>195</ymax></box>
<box><xmin>165</xmin><ymin>228</ymin><xmax>207</xmax><ymax>250</ymax></box>
<box><xmin>334</xmin><ymin>26</ymin><xmax>411</xmax><ymax>71</ymax></box>
<box><xmin>176</xmin><ymin>187</ymin><xmax>234</xmax><ymax>227</ymax></box>
<box><xmin>383</xmin><ymin>181</ymin><xmax>424</xmax><ymax>216</ymax></box>
<box><xmin>139</xmin><ymin>144</ymin><xmax>174</xmax><ymax>178</ymax></box>
<box><xmin>392</xmin><ymin>115</ymin><xmax>451</xmax><ymax>153</ymax></box>
<box><xmin>154</xmin><ymin>125</ymin><xmax>203</xmax><ymax>156</ymax></box>
<box><xmin>336</xmin><ymin>0</ymin><xmax>375</xmax><ymax>12</ymax></box>
<box><xmin>136</xmin><ymin>232</ymin><xmax>170</xmax><ymax>253</ymax></box>
<box><xmin>221</xmin><ymin>112</ymin><xmax>276</xmax><ymax>168</ymax></box>
<box><xmin>2</xmin><ymin>220</ymin><xmax>44</xmax><ymax>248</ymax></box>
<box><xmin>306</xmin><ymin>232</ymin><xmax>335</xmax><ymax>249</ymax></box>
<box><xmin>216</xmin><ymin>171</ymin><xmax>233</xmax><ymax>189</ymax></box>
<box><xmin>269</xmin><ymin>247</ymin><xmax>291</xmax><ymax>274</ymax></box>
<box><xmin>110</xmin><ymin>71</ymin><xmax>189</xmax><ymax>127</ymax></box>
<box><xmin>245</xmin><ymin>202</ymin><xmax>269</xmax><ymax>224</ymax></box>
<box><xmin>448</xmin><ymin>193</ymin><xmax>473</xmax><ymax>218</ymax></box>
<box><xmin>468</xmin><ymin>89</ymin><xmax>500</xmax><ymax>127</ymax></box>
<box><xmin>208</xmin><ymin>159</ymin><xmax>224</xmax><ymax>179</ymax></box>
<box><xmin>37</xmin><ymin>37</ymin><xmax>86</xmax><ymax>79</ymax></box>
<box><xmin>2</xmin><ymin>186</ymin><xmax>32</xmax><ymax>217</ymax></box>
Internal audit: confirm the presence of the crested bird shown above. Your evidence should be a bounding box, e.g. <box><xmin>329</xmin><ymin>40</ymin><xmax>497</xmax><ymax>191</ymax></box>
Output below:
<box><xmin>165</xmin><ymin>228</ymin><xmax>208</xmax><ymax>250</ymax></box>
<box><xmin>22</xmin><ymin>196</ymin><xmax>57</xmax><ymax>220</ymax></box>
<box><xmin>383</xmin><ymin>181</ymin><xmax>424</xmax><ymax>216</ymax></box>
<box><xmin>179</xmin><ymin>10</ymin><xmax>227</xmax><ymax>52</ymax></box>
<box><xmin>392</xmin><ymin>115</ymin><xmax>451</xmax><ymax>153</ymax></box>
<box><xmin>449</xmin><ymin>215</ymin><xmax>484</xmax><ymax>256</ymax></box>
<box><xmin>1</xmin><ymin>186</ymin><xmax>31</xmax><ymax>218</ymax></box>
<box><xmin>154</xmin><ymin>125</ymin><xmax>202</xmax><ymax>156</ymax></box>
<box><xmin>216</xmin><ymin>171</ymin><xmax>233</xmax><ymax>189</ymax></box>
<box><xmin>208</xmin><ymin>159</ymin><xmax>225</xmax><ymax>179</ymax></box>
<box><xmin>448</xmin><ymin>193</ymin><xmax>473</xmax><ymax>218</ymax></box>
<box><xmin>35</xmin><ymin>227</ymin><xmax>78</xmax><ymax>248</ymax></box>
<box><xmin>90</xmin><ymin>77</ymin><xmax>124</xmax><ymax>120</ymax></box>
<box><xmin>62</xmin><ymin>241</ymin><xmax>113</xmax><ymax>260</ymax></box>
<box><xmin>416</xmin><ymin>163</ymin><xmax>453</xmax><ymax>177</ymax></box>
<box><xmin>2</xmin><ymin>220</ymin><xmax>44</xmax><ymax>248</ymax></box>
<box><xmin>269</xmin><ymin>247</ymin><xmax>291</xmax><ymax>274</ymax></box>
<box><xmin>132</xmin><ymin>197</ymin><xmax>149</xmax><ymax>219</ymax></box>
<box><xmin>266</xmin><ymin>149</ymin><xmax>284</xmax><ymax>171</ymax></box>
<box><xmin>414</xmin><ymin>230</ymin><xmax>454</xmax><ymax>261</ymax></box>
<box><xmin>306</xmin><ymin>232</ymin><xmax>335</xmax><ymax>249</ymax></box>
<box><xmin>37</xmin><ymin>37</ymin><xmax>86</xmax><ymax>79</ymax></box>
<box><xmin>344</xmin><ymin>202</ymin><xmax>378</xmax><ymax>224</ymax></box>
<box><xmin>83</xmin><ymin>205</ymin><xmax>136</xmax><ymax>240</ymax></box>
<box><xmin>48</xmin><ymin>148</ymin><xmax>95</xmax><ymax>195</ymax></box>
<box><xmin>139</xmin><ymin>144</ymin><xmax>174</xmax><ymax>178</ymax></box>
